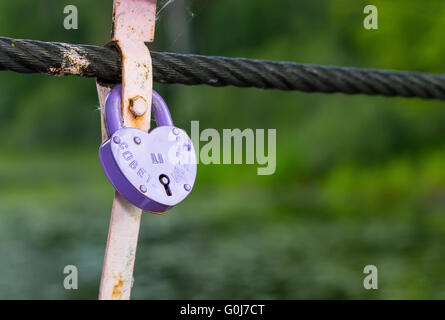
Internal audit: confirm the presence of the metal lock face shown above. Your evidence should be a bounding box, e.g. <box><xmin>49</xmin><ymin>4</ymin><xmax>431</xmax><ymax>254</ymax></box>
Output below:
<box><xmin>99</xmin><ymin>84</ymin><xmax>197</xmax><ymax>214</ymax></box>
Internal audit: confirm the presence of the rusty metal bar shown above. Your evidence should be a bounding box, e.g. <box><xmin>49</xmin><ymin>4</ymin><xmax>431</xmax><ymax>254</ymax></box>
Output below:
<box><xmin>97</xmin><ymin>0</ymin><xmax>157</xmax><ymax>300</ymax></box>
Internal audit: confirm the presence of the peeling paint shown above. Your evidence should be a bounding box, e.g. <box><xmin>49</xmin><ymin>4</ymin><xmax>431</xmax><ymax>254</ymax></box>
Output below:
<box><xmin>48</xmin><ymin>45</ymin><xmax>90</xmax><ymax>76</ymax></box>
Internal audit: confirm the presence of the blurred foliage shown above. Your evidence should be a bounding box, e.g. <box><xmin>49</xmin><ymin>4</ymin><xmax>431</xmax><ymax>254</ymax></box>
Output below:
<box><xmin>0</xmin><ymin>0</ymin><xmax>445</xmax><ymax>299</ymax></box>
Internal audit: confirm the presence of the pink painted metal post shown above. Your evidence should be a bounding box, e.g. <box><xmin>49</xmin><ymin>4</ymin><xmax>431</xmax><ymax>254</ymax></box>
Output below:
<box><xmin>96</xmin><ymin>0</ymin><xmax>157</xmax><ymax>300</ymax></box>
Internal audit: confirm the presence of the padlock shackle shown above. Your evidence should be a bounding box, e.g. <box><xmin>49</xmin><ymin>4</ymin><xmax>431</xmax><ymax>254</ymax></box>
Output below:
<box><xmin>152</xmin><ymin>90</ymin><xmax>174</xmax><ymax>128</ymax></box>
<box><xmin>105</xmin><ymin>84</ymin><xmax>174</xmax><ymax>137</ymax></box>
<box><xmin>105</xmin><ymin>84</ymin><xmax>124</xmax><ymax>137</ymax></box>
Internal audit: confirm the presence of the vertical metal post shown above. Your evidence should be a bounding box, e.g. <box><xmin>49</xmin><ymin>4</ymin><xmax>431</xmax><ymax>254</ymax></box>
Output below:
<box><xmin>96</xmin><ymin>0</ymin><xmax>157</xmax><ymax>300</ymax></box>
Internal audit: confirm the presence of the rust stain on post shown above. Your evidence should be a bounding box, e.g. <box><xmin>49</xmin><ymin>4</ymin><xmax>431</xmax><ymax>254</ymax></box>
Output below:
<box><xmin>112</xmin><ymin>273</ymin><xmax>125</xmax><ymax>300</ymax></box>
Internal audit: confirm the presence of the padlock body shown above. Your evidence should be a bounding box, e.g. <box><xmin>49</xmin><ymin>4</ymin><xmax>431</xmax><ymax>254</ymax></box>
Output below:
<box><xmin>99</xmin><ymin>126</ymin><xmax>197</xmax><ymax>213</ymax></box>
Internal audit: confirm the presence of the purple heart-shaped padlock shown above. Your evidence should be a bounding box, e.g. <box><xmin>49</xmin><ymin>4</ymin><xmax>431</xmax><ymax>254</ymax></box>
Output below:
<box><xmin>99</xmin><ymin>85</ymin><xmax>197</xmax><ymax>214</ymax></box>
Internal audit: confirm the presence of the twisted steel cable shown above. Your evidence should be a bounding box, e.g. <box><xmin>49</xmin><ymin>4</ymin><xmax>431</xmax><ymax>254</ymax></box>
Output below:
<box><xmin>1</xmin><ymin>37</ymin><xmax>445</xmax><ymax>100</ymax></box>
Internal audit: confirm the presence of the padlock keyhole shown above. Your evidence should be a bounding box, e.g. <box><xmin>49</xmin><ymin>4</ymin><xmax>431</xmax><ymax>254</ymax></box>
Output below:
<box><xmin>159</xmin><ymin>174</ymin><xmax>172</xmax><ymax>197</ymax></box>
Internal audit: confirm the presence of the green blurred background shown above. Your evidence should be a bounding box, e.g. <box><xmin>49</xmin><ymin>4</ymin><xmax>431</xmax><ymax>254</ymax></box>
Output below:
<box><xmin>0</xmin><ymin>0</ymin><xmax>445</xmax><ymax>299</ymax></box>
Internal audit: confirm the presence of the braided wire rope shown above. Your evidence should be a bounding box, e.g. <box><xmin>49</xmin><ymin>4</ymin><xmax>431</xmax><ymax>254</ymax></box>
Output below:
<box><xmin>1</xmin><ymin>37</ymin><xmax>445</xmax><ymax>99</ymax></box>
